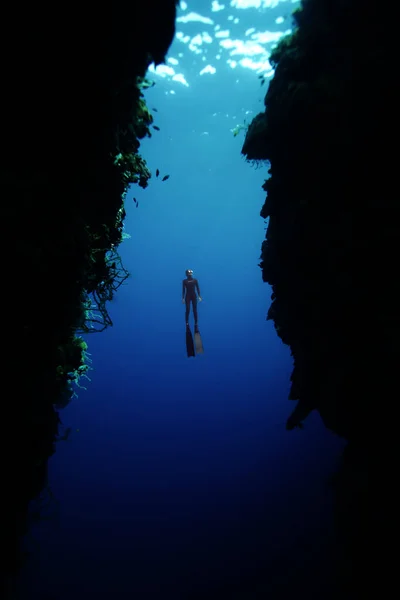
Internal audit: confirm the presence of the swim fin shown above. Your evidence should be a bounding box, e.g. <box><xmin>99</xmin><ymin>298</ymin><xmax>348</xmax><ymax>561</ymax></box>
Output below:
<box><xmin>186</xmin><ymin>325</ymin><xmax>195</xmax><ymax>357</ymax></box>
<box><xmin>194</xmin><ymin>328</ymin><xmax>204</xmax><ymax>354</ymax></box>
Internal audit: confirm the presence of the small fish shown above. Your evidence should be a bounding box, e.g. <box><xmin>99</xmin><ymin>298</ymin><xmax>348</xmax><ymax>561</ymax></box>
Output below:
<box><xmin>133</xmin><ymin>197</ymin><xmax>138</xmax><ymax>205</ymax></box>
<box><xmin>136</xmin><ymin>201</ymin><xmax>139</xmax><ymax>208</ymax></box>
<box><xmin>162</xmin><ymin>175</ymin><xmax>170</xmax><ymax>182</ymax></box>
<box><xmin>260</xmin><ymin>78</ymin><xmax>265</xmax><ymax>86</ymax></box>
<box><xmin>153</xmin><ymin>125</ymin><xmax>160</xmax><ymax>131</ymax></box>
<box><xmin>152</xmin><ymin>107</ymin><xmax>158</xmax><ymax>112</ymax></box>
<box><xmin>156</xmin><ymin>169</ymin><xmax>159</xmax><ymax>177</ymax></box>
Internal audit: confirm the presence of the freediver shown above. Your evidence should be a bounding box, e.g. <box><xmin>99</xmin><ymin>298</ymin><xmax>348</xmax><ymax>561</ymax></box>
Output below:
<box><xmin>182</xmin><ymin>269</ymin><xmax>203</xmax><ymax>356</ymax></box>
<box><xmin>182</xmin><ymin>269</ymin><xmax>202</xmax><ymax>330</ymax></box>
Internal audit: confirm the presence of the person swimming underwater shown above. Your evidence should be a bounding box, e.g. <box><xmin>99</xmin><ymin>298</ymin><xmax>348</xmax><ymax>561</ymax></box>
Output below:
<box><xmin>182</xmin><ymin>269</ymin><xmax>202</xmax><ymax>327</ymax></box>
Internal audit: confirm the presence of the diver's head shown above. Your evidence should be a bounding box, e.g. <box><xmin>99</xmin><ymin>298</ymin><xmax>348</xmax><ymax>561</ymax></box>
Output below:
<box><xmin>185</xmin><ymin>269</ymin><xmax>193</xmax><ymax>278</ymax></box>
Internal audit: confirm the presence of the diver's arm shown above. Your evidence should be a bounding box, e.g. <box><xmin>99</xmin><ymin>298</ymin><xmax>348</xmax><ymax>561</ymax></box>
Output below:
<box><xmin>182</xmin><ymin>280</ymin><xmax>186</xmax><ymax>302</ymax></box>
<box><xmin>196</xmin><ymin>280</ymin><xmax>202</xmax><ymax>300</ymax></box>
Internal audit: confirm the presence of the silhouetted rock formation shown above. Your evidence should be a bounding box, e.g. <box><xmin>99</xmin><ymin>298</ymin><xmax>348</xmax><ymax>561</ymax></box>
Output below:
<box><xmin>1</xmin><ymin>1</ymin><xmax>178</xmax><ymax>594</ymax></box>
<box><xmin>243</xmin><ymin>0</ymin><xmax>393</xmax><ymax>596</ymax></box>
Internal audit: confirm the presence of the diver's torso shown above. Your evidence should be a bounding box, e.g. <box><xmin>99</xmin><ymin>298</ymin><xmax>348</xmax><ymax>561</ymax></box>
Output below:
<box><xmin>184</xmin><ymin>278</ymin><xmax>197</xmax><ymax>298</ymax></box>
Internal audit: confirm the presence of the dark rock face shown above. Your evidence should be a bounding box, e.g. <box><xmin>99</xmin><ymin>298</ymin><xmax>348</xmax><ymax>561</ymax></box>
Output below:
<box><xmin>243</xmin><ymin>0</ymin><xmax>394</xmax><ymax>594</ymax></box>
<box><xmin>1</xmin><ymin>1</ymin><xmax>178</xmax><ymax>591</ymax></box>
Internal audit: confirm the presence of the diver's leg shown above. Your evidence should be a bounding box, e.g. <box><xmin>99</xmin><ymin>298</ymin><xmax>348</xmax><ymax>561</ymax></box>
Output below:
<box><xmin>192</xmin><ymin>297</ymin><xmax>198</xmax><ymax>325</ymax></box>
<box><xmin>185</xmin><ymin>299</ymin><xmax>190</xmax><ymax>324</ymax></box>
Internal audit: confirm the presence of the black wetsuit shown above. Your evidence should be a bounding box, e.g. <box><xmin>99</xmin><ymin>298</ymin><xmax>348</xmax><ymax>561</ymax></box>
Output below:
<box><xmin>182</xmin><ymin>277</ymin><xmax>201</xmax><ymax>324</ymax></box>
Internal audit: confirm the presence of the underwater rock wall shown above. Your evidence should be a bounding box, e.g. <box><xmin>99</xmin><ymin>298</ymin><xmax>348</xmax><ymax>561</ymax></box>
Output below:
<box><xmin>1</xmin><ymin>1</ymin><xmax>178</xmax><ymax>591</ymax></box>
<box><xmin>243</xmin><ymin>0</ymin><xmax>392</xmax><ymax>594</ymax></box>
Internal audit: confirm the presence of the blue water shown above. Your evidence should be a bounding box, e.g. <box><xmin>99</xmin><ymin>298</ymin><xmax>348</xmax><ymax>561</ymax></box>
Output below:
<box><xmin>18</xmin><ymin>2</ymin><xmax>346</xmax><ymax>598</ymax></box>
